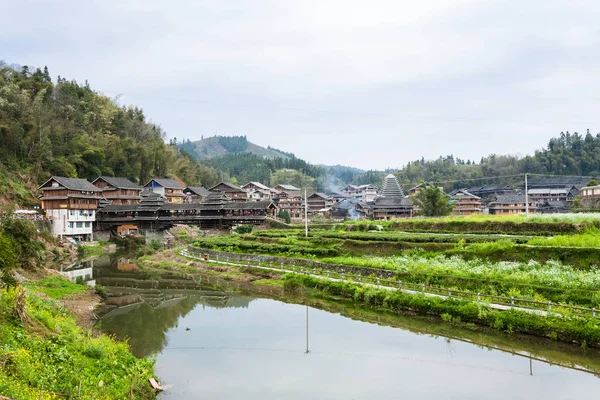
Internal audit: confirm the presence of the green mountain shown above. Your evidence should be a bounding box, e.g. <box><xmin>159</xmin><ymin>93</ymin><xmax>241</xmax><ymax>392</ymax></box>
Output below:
<box><xmin>179</xmin><ymin>135</ymin><xmax>293</xmax><ymax>161</ymax></box>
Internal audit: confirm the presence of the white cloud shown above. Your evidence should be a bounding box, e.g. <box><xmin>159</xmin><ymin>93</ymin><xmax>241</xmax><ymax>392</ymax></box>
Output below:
<box><xmin>2</xmin><ymin>0</ymin><xmax>600</xmax><ymax>169</ymax></box>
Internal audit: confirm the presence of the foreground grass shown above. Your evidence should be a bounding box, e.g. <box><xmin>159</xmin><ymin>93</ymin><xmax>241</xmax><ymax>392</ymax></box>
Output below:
<box><xmin>0</xmin><ymin>280</ymin><xmax>155</xmax><ymax>399</ymax></box>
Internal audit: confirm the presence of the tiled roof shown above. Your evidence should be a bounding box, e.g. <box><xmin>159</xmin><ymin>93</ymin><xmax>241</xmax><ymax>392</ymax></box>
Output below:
<box><xmin>276</xmin><ymin>184</ymin><xmax>301</xmax><ymax>191</ymax></box>
<box><xmin>185</xmin><ymin>186</ymin><xmax>211</xmax><ymax>196</ymax></box>
<box><xmin>381</xmin><ymin>174</ymin><xmax>404</xmax><ymax>198</ymax></box>
<box><xmin>209</xmin><ymin>182</ymin><xmax>244</xmax><ymax>192</ymax></box>
<box><xmin>242</xmin><ymin>181</ymin><xmax>270</xmax><ymax>190</ymax></box>
<box><xmin>93</xmin><ymin>176</ymin><xmax>142</xmax><ymax>190</ymax></box>
<box><xmin>145</xmin><ymin>178</ymin><xmax>185</xmax><ymax>189</ymax></box>
<box><xmin>39</xmin><ymin>176</ymin><xmax>101</xmax><ymax>192</ymax></box>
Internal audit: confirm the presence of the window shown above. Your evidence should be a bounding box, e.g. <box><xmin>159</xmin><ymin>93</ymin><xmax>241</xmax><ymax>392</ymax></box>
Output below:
<box><xmin>80</xmin><ymin>210</ymin><xmax>85</xmax><ymax>216</ymax></box>
<box><xmin>76</xmin><ymin>222</ymin><xmax>83</xmax><ymax>228</ymax></box>
<box><xmin>85</xmin><ymin>222</ymin><xmax>91</xmax><ymax>228</ymax></box>
<box><xmin>68</xmin><ymin>222</ymin><xmax>74</xmax><ymax>228</ymax></box>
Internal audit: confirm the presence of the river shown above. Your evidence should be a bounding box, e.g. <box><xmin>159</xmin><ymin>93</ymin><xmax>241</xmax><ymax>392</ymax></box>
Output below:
<box><xmin>63</xmin><ymin>254</ymin><xmax>600</xmax><ymax>399</ymax></box>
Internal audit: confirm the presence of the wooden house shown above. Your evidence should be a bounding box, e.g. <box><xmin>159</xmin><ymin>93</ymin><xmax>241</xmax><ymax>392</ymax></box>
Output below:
<box><xmin>488</xmin><ymin>195</ymin><xmax>537</xmax><ymax>215</ymax></box>
<box><xmin>581</xmin><ymin>185</ymin><xmax>600</xmax><ymax>199</ymax></box>
<box><xmin>144</xmin><ymin>178</ymin><xmax>186</xmax><ymax>204</ymax></box>
<box><xmin>209</xmin><ymin>182</ymin><xmax>248</xmax><ymax>202</ymax></box>
<box><xmin>38</xmin><ymin>176</ymin><xmax>102</xmax><ymax>240</ymax></box>
<box><xmin>273</xmin><ymin>190</ymin><xmax>303</xmax><ymax>218</ymax></box>
<box><xmin>242</xmin><ymin>182</ymin><xmax>272</xmax><ymax>201</ymax></box>
<box><xmin>92</xmin><ymin>176</ymin><xmax>142</xmax><ymax>205</ymax></box>
<box><xmin>184</xmin><ymin>186</ymin><xmax>211</xmax><ymax>203</ymax></box>
<box><xmin>274</xmin><ymin>184</ymin><xmax>301</xmax><ymax>192</ymax></box>
<box><xmin>307</xmin><ymin>192</ymin><xmax>334</xmax><ymax>213</ymax></box>
<box><xmin>450</xmin><ymin>189</ymin><xmax>483</xmax><ymax>216</ymax></box>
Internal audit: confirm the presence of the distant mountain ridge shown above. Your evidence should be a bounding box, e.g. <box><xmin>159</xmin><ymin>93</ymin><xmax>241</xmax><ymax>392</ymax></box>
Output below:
<box><xmin>180</xmin><ymin>135</ymin><xmax>293</xmax><ymax>161</ymax></box>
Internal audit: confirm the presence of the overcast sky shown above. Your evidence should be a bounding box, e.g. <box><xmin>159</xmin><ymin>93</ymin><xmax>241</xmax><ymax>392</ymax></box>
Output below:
<box><xmin>2</xmin><ymin>0</ymin><xmax>599</xmax><ymax>170</ymax></box>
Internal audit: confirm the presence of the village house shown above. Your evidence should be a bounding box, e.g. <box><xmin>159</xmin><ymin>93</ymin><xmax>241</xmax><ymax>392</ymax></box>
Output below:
<box><xmin>465</xmin><ymin>185</ymin><xmax>516</xmax><ymax>201</ymax></box>
<box><xmin>39</xmin><ymin>176</ymin><xmax>102</xmax><ymax>241</ymax></box>
<box><xmin>450</xmin><ymin>189</ymin><xmax>484</xmax><ymax>216</ymax></box>
<box><xmin>241</xmin><ymin>182</ymin><xmax>272</xmax><ymax>201</ymax></box>
<box><xmin>581</xmin><ymin>185</ymin><xmax>600</xmax><ymax>199</ymax></box>
<box><xmin>273</xmin><ymin>190</ymin><xmax>303</xmax><ymax>219</ymax></box>
<box><xmin>274</xmin><ymin>183</ymin><xmax>301</xmax><ymax>192</ymax></box>
<box><xmin>144</xmin><ymin>178</ymin><xmax>186</xmax><ymax>204</ymax></box>
<box><xmin>183</xmin><ymin>186</ymin><xmax>211</xmax><ymax>203</ymax></box>
<box><xmin>488</xmin><ymin>195</ymin><xmax>537</xmax><ymax>215</ymax></box>
<box><xmin>527</xmin><ymin>187</ymin><xmax>579</xmax><ymax>205</ymax></box>
<box><xmin>209</xmin><ymin>182</ymin><xmax>248</xmax><ymax>202</ymax></box>
<box><xmin>306</xmin><ymin>192</ymin><xmax>335</xmax><ymax>213</ymax></box>
<box><xmin>92</xmin><ymin>176</ymin><xmax>142</xmax><ymax>205</ymax></box>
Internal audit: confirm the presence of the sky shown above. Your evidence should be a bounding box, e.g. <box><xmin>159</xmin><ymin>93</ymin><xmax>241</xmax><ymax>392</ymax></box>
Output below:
<box><xmin>2</xmin><ymin>0</ymin><xmax>600</xmax><ymax>170</ymax></box>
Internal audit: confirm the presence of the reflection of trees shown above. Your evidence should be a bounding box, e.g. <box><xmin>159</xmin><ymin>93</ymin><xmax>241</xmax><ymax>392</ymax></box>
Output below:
<box><xmin>102</xmin><ymin>297</ymin><xmax>201</xmax><ymax>358</ymax></box>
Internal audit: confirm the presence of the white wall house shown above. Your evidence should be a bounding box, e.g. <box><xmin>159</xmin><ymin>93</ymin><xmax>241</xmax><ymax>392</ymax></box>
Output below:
<box><xmin>39</xmin><ymin>176</ymin><xmax>101</xmax><ymax>241</ymax></box>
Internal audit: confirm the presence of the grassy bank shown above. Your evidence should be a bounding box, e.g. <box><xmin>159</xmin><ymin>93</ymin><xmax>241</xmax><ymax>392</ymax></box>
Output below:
<box><xmin>0</xmin><ymin>276</ymin><xmax>155</xmax><ymax>399</ymax></box>
<box><xmin>282</xmin><ymin>274</ymin><xmax>600</xmax><ymax>347</ymax></box>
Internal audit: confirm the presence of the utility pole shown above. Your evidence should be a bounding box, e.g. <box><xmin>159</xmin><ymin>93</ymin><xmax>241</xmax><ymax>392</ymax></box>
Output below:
<box><xmin>525</xmin><ymin>173</ymin><xmax>529</xmax><ymax>219</ymax></box>
<box><xmin>304</xmin><ymin>188</ymin><xmax>308</xmax><ymax>237</ymax></box>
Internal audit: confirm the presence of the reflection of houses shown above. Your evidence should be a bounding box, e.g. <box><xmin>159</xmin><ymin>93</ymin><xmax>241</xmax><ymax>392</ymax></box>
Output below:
<box><xmin>92</xmin><ymin>176</ymin><xmax>142</xmax><ymax>205</ymax></box>
<box><xmin>183</xmin><ymin>187</ymin><xmax>211</xmax><ymax>203</ymax></box>
<box><xmin>209</xmin><ymin>182</ymin><xmax>248</xmax><ymax>202</ymax></box>
<box><xmin>39</xmin><ymin>176</ymin><xmax>101</xmax><ymax>240</ymax></box>
<box><xmin>241</xmin><ymin>182</ymin><xmax>272</xmax><ymax>201</ymax></box>
<box><xmin>488</xmin><ymin>195</ymin><xmax>537</xmax><ymax>215</ymax></box>
<box><xmin>307</xmin><ymin>192</ymin><xmax>335</xmax><ymax>213</ymax></box>
<box><xmin>144</xmin><ymin>178</ymin><xmax>186</xmax><ymax>204</ymax></box>
<box><xmin>117</xmin><ymin>257</ymin><xmax>139</xmax><ymax>271</ymax></box>
<box><xmin>450</xmin><ymin>189</ymin><xmax>483</xmax><ymax>216</ymax></box>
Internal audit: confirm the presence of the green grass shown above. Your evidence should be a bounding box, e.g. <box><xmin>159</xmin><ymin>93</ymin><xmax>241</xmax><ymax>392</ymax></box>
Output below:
<box><xmin>0</xmin><ymin>286</ymin><xmax>155</xmax><ymax>399</ymax></box>
<box><xmin>24</xmin><ymin>276</ymin><xmax>88</xmax><ymax>300</ymax></box>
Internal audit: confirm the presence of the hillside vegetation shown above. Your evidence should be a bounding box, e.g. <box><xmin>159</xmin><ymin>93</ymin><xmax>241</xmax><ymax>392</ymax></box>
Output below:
<box><xmin>0</xmin><ymin>62</ymin><xmax>222</xmax><ymax>205</ymax></box>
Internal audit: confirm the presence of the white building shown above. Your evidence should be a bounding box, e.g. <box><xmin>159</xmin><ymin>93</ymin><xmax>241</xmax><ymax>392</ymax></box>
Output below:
<box><xmin>39</xmin><ymin>176</ymin><xmax>101</xmax><ymax>241</ymax></box>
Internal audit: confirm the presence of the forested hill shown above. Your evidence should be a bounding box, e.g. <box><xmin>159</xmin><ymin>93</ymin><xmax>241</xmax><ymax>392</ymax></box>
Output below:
<box><xmin>0</xmin><ymin>62</ymin><xmax>222</xmax><ymax>205</ymax></box>
<box><xmin>395</xmin><ymin>131</ymin><xmax>600</xmax><ymax>190</ymax></box>
<box><xmin>179</xmin><ymin>135</ymin><xmax>293</xmax><ymax>161</ymax></box>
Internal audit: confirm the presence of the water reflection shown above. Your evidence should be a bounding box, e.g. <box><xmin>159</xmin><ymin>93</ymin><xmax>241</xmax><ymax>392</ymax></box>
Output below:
<box><xmin>61</xmin><ymin>252</ymin><xmax>600</xmax><ymax>398</ymax></box>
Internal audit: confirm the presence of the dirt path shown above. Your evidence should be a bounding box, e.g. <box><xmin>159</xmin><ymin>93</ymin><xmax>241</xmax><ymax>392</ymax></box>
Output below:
<box><xmin>62</xmin><ymin>290</ymin><xmax>102</xmax><ymax>332</ymax></box>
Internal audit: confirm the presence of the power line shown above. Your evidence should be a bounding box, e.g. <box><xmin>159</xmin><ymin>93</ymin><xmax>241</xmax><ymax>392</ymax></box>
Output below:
<box><xmin>418</xmin><ymin>174</ymin><xmax>525</xmax><ymax>185</ymax></box>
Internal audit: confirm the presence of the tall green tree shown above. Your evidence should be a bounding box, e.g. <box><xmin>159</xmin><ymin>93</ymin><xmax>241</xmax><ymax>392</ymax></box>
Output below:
<box><xmin>411</xmin><ymin>184</ymin><xmax>454</xmax><ymax>217</ymax></box>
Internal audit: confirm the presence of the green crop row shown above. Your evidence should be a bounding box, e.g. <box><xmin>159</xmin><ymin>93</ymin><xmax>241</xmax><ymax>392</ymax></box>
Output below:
<box><xmin>283</xmin><ymin>274</ymin><xmax>600</xmax><ymax>347</ymax></box>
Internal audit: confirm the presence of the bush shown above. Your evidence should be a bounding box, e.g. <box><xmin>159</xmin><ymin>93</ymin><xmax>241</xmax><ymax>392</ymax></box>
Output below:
<box><xmin>235</xmin><ymin>224</ymin><xmax>253</xmax><ymax>234</ymax></box>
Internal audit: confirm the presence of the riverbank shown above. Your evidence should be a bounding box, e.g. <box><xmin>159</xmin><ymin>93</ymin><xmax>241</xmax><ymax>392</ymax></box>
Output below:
<box><xmin>0</xmin><ymin>268</ymin><xmax>156</xmax><ymax>399</ymax></box>
<box><xmin>133</xmin><ymin>246</ymin><xmax>600</xmax><ymax>375</ymax></box>
<box><xmin>139</xmin><ymin>239</ymin><xmax>600</xmax><ymax>349</ymax></box>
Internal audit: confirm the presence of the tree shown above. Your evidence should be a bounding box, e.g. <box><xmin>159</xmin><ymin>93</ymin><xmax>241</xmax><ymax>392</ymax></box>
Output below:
<box><xmin>277</xmin><ymin>210</ymin><xmax>291</xmax><ymax>223</ymax></box>
<box><xmin>587</xmin><ymin>179</ymin><xmax>598</xmax><ymax>187</ymax></box>
<box><xmin>411</xmin><ymin>184</ymin><xmax>453</xmax><ymax>217</ymax></box>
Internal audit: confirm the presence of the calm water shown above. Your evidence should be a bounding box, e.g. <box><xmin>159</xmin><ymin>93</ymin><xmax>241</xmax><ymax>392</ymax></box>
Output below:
<box><xmin>65</xmin><ymin>254</ymin><xmax>600</xmax><ymax>399</ymax></box>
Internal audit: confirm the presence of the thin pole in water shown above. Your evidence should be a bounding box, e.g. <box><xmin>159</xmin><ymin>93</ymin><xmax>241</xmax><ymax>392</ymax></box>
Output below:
<box><xmin>529</xmin><ymin>355</ymin><xmax>533</xmax><ymax>376</ymax></box>
<box><xmin>305</xmin><ymin>304</ymin><xmax>309</xmax><ymax>354</ymax></box>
